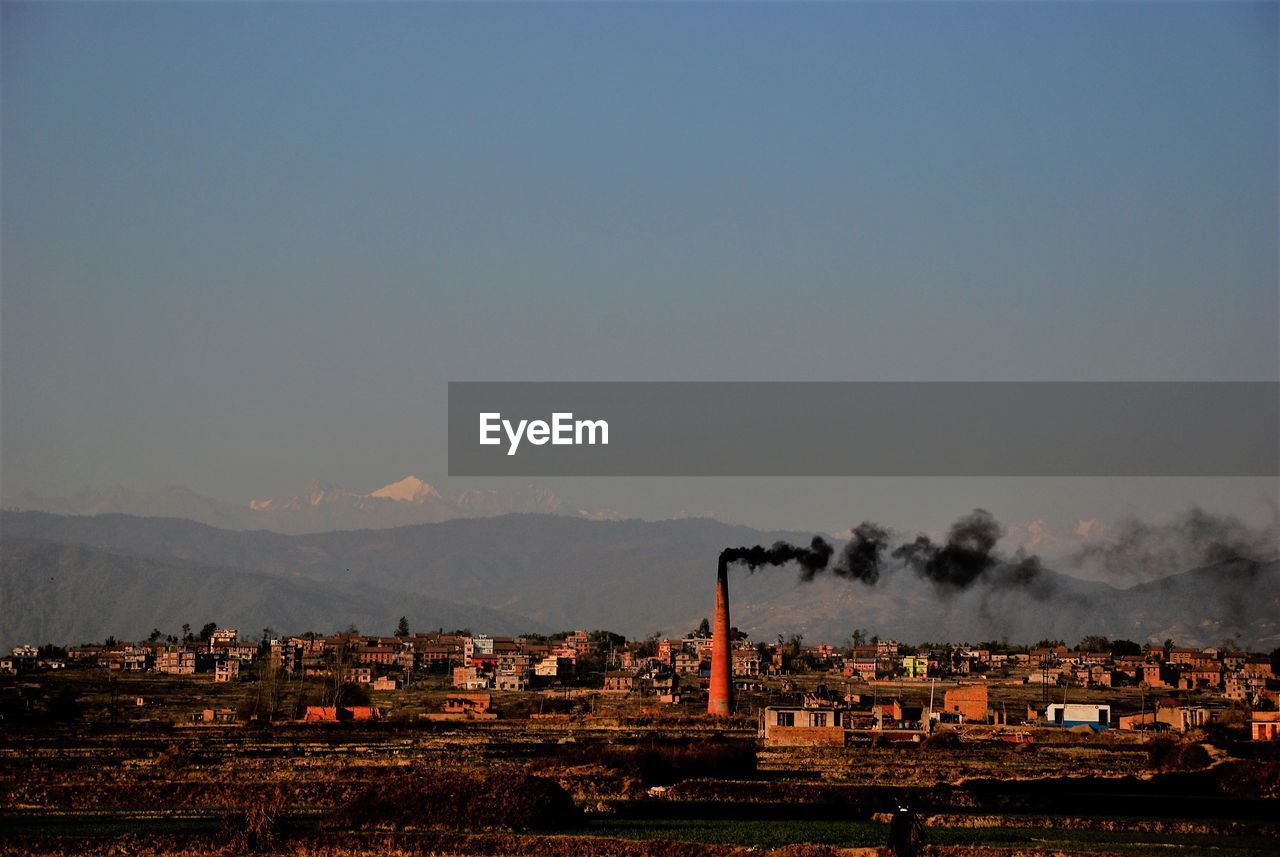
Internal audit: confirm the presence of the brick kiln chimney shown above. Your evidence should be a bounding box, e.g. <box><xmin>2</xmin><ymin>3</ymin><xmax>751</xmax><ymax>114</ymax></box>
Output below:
<box><xmin>708</xmin><ymin>564</ymin><xmax>733</xmax><ymax>716</ymax></box>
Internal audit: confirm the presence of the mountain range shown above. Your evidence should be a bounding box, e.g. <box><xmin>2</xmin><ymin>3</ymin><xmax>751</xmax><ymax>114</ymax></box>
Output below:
<box><xmin>2</xmin><ymin>510</ymin><xmax>1275</xmax><ymax>651</ymax></box>
<box><xmin>5</xmin><ymin>477</ymin><xmax>608</xmax><ymax>535</ymax></box>
<box><xmin>2</xmin><ymin>538</ymin><xmax>545</xmax><ymax>646</ymax></box>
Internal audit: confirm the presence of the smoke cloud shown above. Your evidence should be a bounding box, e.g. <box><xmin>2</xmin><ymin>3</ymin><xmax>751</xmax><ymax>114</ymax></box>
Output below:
<box><xmin>720</xmin><ymin>510</ymin><xmax>1036</xmax><ymax>595</ymax></box>
<box><xmin>718</xmin><ymin>536</ymin><xmax>834</xmax><ymax>578</ymax></box>
<box><xmin>719</xmin><ymin>506</ymin><xmax>1274</xmax><ymax>601</ymax></box>
<box><xmin>1068</xmin><ymin>506</ymin><xmax>1279</xmax><ymax>581</ymax></box>
<box><xmin>829</xmin><ymin>522</ymin><xmax>892</xmax><ymax>584</ymax></box>
<box><xmin>892</xmin><ymin>509</ymin><xmax>1001</xmax><ymax>589</ymax></box>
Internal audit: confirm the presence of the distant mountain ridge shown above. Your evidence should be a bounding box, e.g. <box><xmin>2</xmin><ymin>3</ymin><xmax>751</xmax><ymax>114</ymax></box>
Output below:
<box><xmin>2</xmin><ymin>510</ymin><xmax>1275</xmax><ymax>650</ymax></box>
<box><xmin>6</xmin><ymin>477</ymin><xmax>602</xmax><ymax>535</ymax></box>
<box><xmin>0</xmin><ymin>537</ymin><xmax>546</xmax><ymax>647</ymax></box>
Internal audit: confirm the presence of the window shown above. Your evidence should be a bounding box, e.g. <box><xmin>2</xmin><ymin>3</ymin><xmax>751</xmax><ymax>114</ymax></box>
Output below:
<box><xmin>812</xmin><ymin>712</ymin><xmax>827</xmax><ymax>728</ymax></box>
<box><xmin>1098</xmin><ymin>709</ymin><xmax>1109</xmax><ymax>725</ymax></box>
<box><xmin>777</xmin><ymin>711</ymin><xmax>795</xmax><ymax>727</ymax></box>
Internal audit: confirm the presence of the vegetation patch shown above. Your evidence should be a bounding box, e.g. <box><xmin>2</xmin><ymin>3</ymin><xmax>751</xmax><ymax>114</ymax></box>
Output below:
<box><xmin>327</xmin><ymin>767</ymin><xmax>581</xmax><ymax>832</ymax></box>
<box><xmin>562</xmin><ymin>737</ymin><xmax>758</xmax><ymax>786</ymax></box>
<box><xmin>1147</xmin><ymin>738</ymin><xmax>1211</xmax><ymax>772</ymax></box>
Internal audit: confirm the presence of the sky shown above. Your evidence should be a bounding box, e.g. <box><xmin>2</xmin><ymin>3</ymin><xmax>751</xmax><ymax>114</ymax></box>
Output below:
<box><xmin>2</xmin><ymin>2</ymin><xmax>1277</xmax><ymax>536</ymax></box>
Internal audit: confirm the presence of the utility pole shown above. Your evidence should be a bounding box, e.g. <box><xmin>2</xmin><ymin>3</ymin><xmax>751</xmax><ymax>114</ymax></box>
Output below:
<box><xmin>927</xmin><ymin>678</ymin><xmax>936</xmax><ymax>734</ymax></box>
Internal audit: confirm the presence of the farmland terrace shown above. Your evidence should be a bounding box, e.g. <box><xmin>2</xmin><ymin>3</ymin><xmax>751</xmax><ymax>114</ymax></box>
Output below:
<box><xmin>2</xmin><ymin>672</ymin><xmax>1278</xmax><ymax>855</ymax></box>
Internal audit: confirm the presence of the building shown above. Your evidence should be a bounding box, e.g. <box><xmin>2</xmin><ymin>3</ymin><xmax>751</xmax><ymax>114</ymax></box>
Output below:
<box><xmin>302</xmin><ymin>706</ymin><xmax>382</xmax><ymax>722</ymax></box>
<box><xmin>194</xmin><ymin>707</ymin><xmax>239</xmax><ymax>724</ymax></box>
<box><xmin>444</xmin><ymin>693</ymin><xmax>492</xmax><ymax>715</ymax></box>
<box><xmin>1224</xmin><ymin>674</ymin><xmax>1249</xmax><ymax>702</ymax></box>
<box><xmin>1168</xmin><ymin>648</ymin><xmax>1218</xmax><ymax>670</ymax></box>
<box><xmin>156</xmin><ymin>650</ymin><xmax>196</xmax><ymax>675</ymax></box>
<box><xmin>1142</xmin><ymin>663</ymin><xmax>1170</xmax><ymax>689</ymax></box>
<box><xmin>732</xmin><ymin>648</ymin><xmax>761</xmax><ymax>676</ymax></box>
<box><xmin>603</xmin><ymin>671</ymin><xmax>636</xmax><ymax>693</ymax></box>
<box><xmin>214</xmin><ymin>659</ymin><xmax>239</xmax><ymax>683</ymax></box>
<box><xmin>942</xmin><ymin>683</ymin><xmax>988</xmax><ymax>723</ymax></box>
<box><xmin>1156</xmin><ymin>701</ymin><xmax>1215</xmax><ymax>733</ymax></box>
<box><xmin>533</xmin><ymin>655</ymin><xmax>566</xmax><ymax>679</ymax></box>
<box><xmin>876</xmin><ymin>639</ymin><xmax>900</xmax><ymax>658</ymax></box>
<box><xmin>1252</xmin><ymin>711</ymin><xmax>1280</xmax><ymax>741</ymax></box>
<box><xmin>760</xmin><ymin>706</ymin><xmax>845</xmax><ymax>747</ymax></box>
<box><xmin>674</xmin><ymin>651</ymin><xmax>701</xmax><ymax>674</ymax></box>
<box><xmin>494</xmin><ymin>668</ymin><xmax>528</xmax><ymax>691</ymax></box>
<box><xmin>1178</xmin><ymin>667</ymin><xmax>1223</xmax><ymax>689</ymax></box>
<box><xmin>901</xmin><ymin>655</ymin><xmax>929</xmax><ymax>679</ymax></box>
<box><xmin>10</xmin><ymin>645</ymin><xmax>39</xmax><ymax>671</ymax></box>
<box><xmin>1044</xmin><ymin>702</ymin><xmax>1111</xmax><ymax>730</ymax></box>
<box><xmin>452</xmin><ymin>666</ymin><xmax>490</xmax><ymax>690</ymax></box>
<box><xmin>208</xmin><ymin>628</ymin><xmax>238</xmax><ymax>650</ymax></box>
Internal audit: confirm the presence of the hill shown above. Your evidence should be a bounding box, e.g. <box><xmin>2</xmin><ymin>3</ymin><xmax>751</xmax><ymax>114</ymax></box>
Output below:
<box><xmin>2</xmin><ymin>511</ymin><xmax>1275</xmax><ymax>648</ymax></box>
<box><xmin>0</xmin><ymin>538</ymin><xmax>545</xmax><ymax>647</ymax></box>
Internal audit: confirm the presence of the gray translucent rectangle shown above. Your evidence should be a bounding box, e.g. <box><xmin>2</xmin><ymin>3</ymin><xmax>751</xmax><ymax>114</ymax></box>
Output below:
<box><xmin>448</xmin><ymin>382</ymin><xmax>1278</xmax><ymax>476</ymax></box>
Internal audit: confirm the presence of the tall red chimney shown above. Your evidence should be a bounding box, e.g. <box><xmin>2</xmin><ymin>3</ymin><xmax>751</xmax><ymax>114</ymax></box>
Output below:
<box><xmin>708</xmin><ymin>564</ymin><xmax>732</xmax><ymax>716</ymax></box>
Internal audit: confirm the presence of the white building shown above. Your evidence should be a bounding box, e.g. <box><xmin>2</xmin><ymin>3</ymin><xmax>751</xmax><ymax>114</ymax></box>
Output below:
<box><xmin>1045</xmin><ymin>702</ymin><xmax>1111</xmax><ymax>730</ymax></box>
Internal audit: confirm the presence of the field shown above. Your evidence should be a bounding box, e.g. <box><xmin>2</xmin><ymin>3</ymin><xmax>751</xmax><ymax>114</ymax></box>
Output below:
<box><xmin>3</xmin><ymin>669</ymin><xmax>1278</xmax><ymax>856</ymax></box>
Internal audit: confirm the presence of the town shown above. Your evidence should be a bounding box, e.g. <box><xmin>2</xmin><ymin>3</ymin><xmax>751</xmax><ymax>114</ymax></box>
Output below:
<box><xmin>5</xmin><ymin>623</ymin><xmax>1278</xmax><ymax>742</ymax></box>
<box><xmin>6</xmin><ymin>623</ymin><xmax>1280</xmax><ymax>856</ymax></box>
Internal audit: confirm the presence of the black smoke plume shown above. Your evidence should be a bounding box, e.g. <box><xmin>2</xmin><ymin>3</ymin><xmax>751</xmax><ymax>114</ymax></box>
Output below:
<box><xmin>718</xmin><ymin>536</ymin><xmax>834</xmax><ymax>578</ymax></box>
<box><xmin>892</xmin><ymin>509</ymin><xmax>1001</xmax><ymax>589</ymax></box>
<box><xmin>719</xmin><ymin>511</ymin><xmax>1048</xmax><ymax>595</ymax></box>
<box><xmin>829</xmin><ymin>522</ymin><xmax>891</xmax><ymax>584</ymax></box>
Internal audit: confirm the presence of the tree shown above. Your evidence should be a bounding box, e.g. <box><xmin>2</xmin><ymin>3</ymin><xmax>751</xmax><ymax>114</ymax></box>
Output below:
<box><xmin>182</xmin><ymin>624</ymin><xmax>192</xmax><ymax>643</ymax></box>
<box><xmin>588</xmin><ymin>629</ymin><xmax>626</xmax><ymax>649</ymax></box>
<box><xmin>395</xmin><ymin>617</ymin><xmax>410</xmax><ymax>638</ymax></box>
<box><xmin>693</xmin><ymin>618</ymin><xmax>711</xmax><ymax>638</ymax></box>
<box><xmin>258</xmin><ymin>628</ymin><xmax>274</xmax><ymax>660</ymax></box>
<box><xmin>199</xmin><ymin>622</ymin><xmax>218</xmax><ymax>642</ymax></box>
<box><xmin>328</xmin><ymin>635</ymin><xmax>353</xmax><ymax>707</ymax></box>
<box><xmin>851</xmin><ymin>629</ymin><xmax>867</xmax><ymax>648</ymax></box>
<box><xmin>1270</xmin><ymin>647</ymin><xmax>1280</xmax><ymax>676</ymax></box>
<box><xmin>1110</xmin><ymin>639</ymin><xmax>1141</xmax><ymax>657</ymax></box>
<box><xmin>147</xmin><ymin>629</ymin><xmax>162</xmax><ymax>643</ymax></box>
<box><xmin>636</xmin><ymin>633</ymin><xmax>661</xmax><ymax>658</ymax></box>
<box><xmin>1078</xmin><ymin>635</ymin><xmax>1110</xmax><ymax>653</ymax></box>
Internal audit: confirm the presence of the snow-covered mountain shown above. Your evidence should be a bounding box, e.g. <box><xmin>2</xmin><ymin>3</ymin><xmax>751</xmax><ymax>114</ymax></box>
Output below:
<box><xmin>8</xmin><ymin>477</ymin><xmax>583</xmax><ymax>535</ymax></box>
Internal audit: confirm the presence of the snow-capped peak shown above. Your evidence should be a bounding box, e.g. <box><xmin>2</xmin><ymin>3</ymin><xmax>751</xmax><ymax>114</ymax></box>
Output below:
<box><xmin>369</xmin><ymin>475</ymin><xmax>441</xmax><ymax>504</ymax></box>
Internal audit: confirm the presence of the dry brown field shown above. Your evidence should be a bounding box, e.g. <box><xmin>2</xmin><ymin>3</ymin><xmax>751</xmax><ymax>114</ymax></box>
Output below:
<box><xmin>2</xmin><ymin>669</ymin><xmax>1277</xmax><ymax>856</ymax></box>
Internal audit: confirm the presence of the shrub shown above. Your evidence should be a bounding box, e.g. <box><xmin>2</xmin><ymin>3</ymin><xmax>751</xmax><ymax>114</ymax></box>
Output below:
<box><xmin>1148</xmin><ymin>738</ymin><xmax>1211</xmax><ymax>772</ymax></box>
<box><xmin>155</xmin><ymin>741</ymin><xmax>187</xmax><ymax>768</ymax></box>
<box><xmin>222</xmin><ymin>787</ymin><xmax>286</xmax><ymax>853</ymax></box>
<box><xmin>922</xmin><ymin>729</ymin><xmax>961</xmax><ymax>750</ymax></box>
<box><xmin>328</xmin><ymin>767</ymin><xmax>581</xmax><ymax>832</ymax></box>
<box><xmin>563</xmin><ymin>737</ymin><xmax>757</xmax><ymax>785</ymax></box>
<box><xmin>1212</xmin><ymin>759</ymin><xmax>1280</xmax><ymax>798</ymax></box>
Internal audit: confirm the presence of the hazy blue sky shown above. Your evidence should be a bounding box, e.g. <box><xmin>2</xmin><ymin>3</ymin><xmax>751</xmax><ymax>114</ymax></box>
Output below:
<box><xmin>3</xmin><ymin>2</ymin><xmax>1276</xmax><ymax>534</ymax></box>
